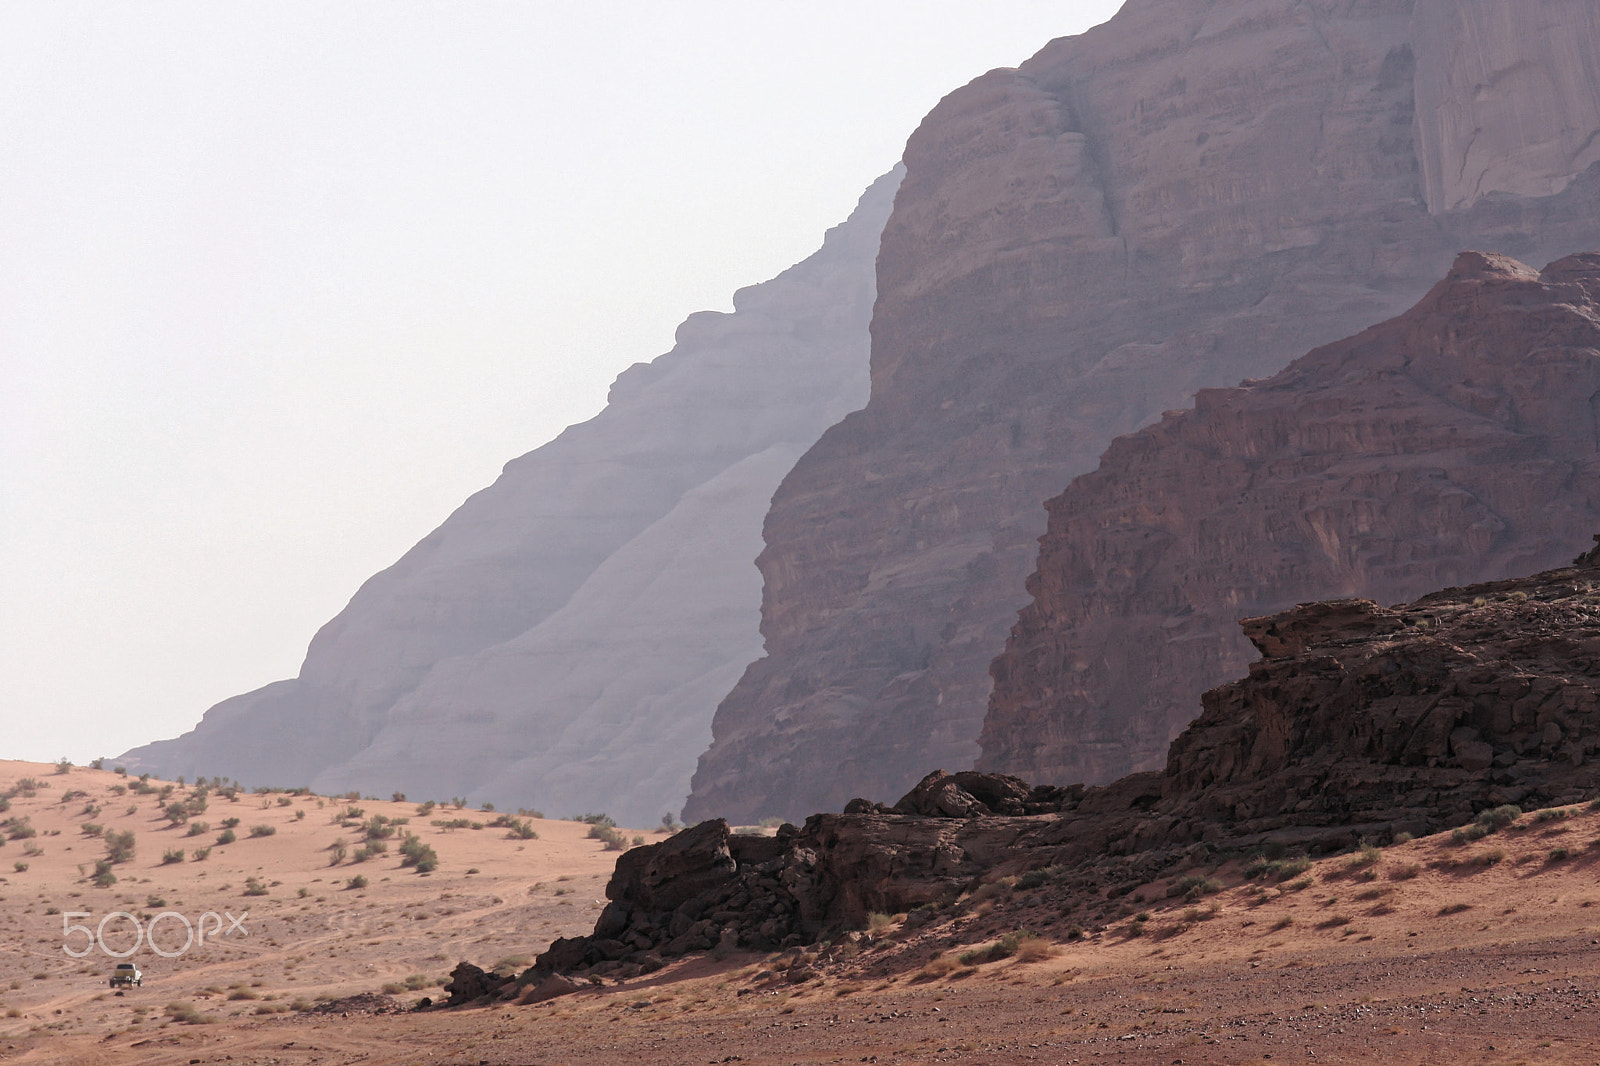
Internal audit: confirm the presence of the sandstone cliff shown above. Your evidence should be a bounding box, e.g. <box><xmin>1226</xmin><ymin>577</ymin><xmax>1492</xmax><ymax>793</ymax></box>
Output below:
<box><xmin>981</xmin><ymin>251</ymin><xmax>1600</xmax><ymax>785</ymax></box>
<box><xmin>687</xmin><ymin>0</ymin><xmax>1600</xmax><ymax>823</ymax></box>
<box><xmin>545</xmin><ymin>545</ymin><xmax>1600</xmax><ymax>976</ymax></box>
<box><xmin>119</xmin><ymin>169</ymin><xmax>901</xmax><ymax>826</ymax></box>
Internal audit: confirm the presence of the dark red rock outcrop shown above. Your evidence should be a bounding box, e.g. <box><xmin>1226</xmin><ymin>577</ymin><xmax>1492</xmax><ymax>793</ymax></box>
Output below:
<box><xmin>687</xmin><ymin>0</ymin><xmax>1600</xmax><ymax>824</ymax></box>
<box><xmin>981</xmin><ymin>250</ymin><xmax>1600</xmax><ymax>785</ymax></box>
<box><xmin>543</xmin><ymin>547</ymin><xmax>1600</xmax><ymax>977</ymax></box>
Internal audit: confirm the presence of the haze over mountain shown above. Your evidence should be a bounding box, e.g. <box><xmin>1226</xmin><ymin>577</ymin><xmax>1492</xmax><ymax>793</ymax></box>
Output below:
<box><xmin>120</xmin><ymin>169</ymin><xmax>901</xmax><ymax>826</ymax></box>
<box><xmin>982</xmin><ymin>250</ymin><xmax>1600</xmax><ymax>785</ymax></box>
<box><xmin>686</xmin><ymin>0</ymin><xmax>1600</xmax><ymax>822</ymax></box>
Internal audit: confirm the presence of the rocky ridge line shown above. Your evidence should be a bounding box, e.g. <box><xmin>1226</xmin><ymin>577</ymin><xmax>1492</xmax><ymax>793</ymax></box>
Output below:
<box><xmin>539</xmin><ymin>543</ymin><xmax>1600</xmax><ymax>978</ymax></box>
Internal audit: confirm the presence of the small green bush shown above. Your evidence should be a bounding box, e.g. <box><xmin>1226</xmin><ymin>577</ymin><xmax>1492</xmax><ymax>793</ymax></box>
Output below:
<box><xmin>1477</xmin><ymin>805</ymin><xmax>1522</xmax><ymax>831</ymax></box>
<box><xmin>1167</xmin><ymin>875</ymin><xmax>1223</xmax><ymax>900</ymax></box>
<box><xmin>248</xmin><ymin>824</ymin><xmax>276</xmax><ymax>838</ymax></box>
<box><xmin>216</xmin><ymin>829</ymin><xmax>236</xmax><ymax>845</ymax></box>
<box><xmin>588</xmin><ymin>824</ymin><xmax>627</xmax><ymax>850</ymax></box>
<box><xmin>398</xmin><ymin>833</ymin><xmax>438</xmax><ymax>873</ymax></box>
<box><xmin>346</xmin><ymin>874</ymin><xmax>368</xmax><ymax>890</ymax></box>
<box><xmin>503</xmin><ymin>818</ymin><xmax>538</xmax><ymax>840</ymax></box>
<box><xmin>104</xmin><ymin>829</ymin><xmax>135</xmax><ymax>864</ymax></box>
<box><xmin>161</xmin><ymin>848</ymin><xmax>185</xmax><ymax>865</ymax></box>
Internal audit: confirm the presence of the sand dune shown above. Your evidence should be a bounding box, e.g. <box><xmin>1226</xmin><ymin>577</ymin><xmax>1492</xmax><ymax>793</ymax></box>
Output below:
<box><xmin>5</xmin><ymin>759</ymin><xmax>1600</xmax><ymax>1064</ymax></box>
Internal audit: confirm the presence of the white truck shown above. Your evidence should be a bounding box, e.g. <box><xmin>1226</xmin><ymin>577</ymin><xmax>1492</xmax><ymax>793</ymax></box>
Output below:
<box><xmin>108</xmin><ymin>962</ymin><xmax>142</xmax><ymax>988</ymax></box>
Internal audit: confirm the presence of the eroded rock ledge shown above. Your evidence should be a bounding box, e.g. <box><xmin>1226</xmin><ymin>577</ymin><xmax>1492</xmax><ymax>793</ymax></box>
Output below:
<box><xmin>537</xmin><ymin>544</ymin><xmax>1600</xmax><ymax>977</ymax></box>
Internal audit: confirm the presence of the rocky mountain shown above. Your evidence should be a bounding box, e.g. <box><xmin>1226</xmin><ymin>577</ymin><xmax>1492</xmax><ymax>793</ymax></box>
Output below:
<box><xmin>982</xmin><ymin>250</ymin><xmax>1600</xmax><ymax>784</ymax></box>
<box><xmin>542</xmin><ymin>541</ymin><xmax>1600</xmax><ymax>976</ymax></box>
<box><xmin>686</xmin><ymin>0</ymin><xmax>1600</xmax><ymax>823</ymax></box>
<box><xmin>119</xmin><ymin>169</ymin><xmax>903</xmax><ymax>827</ymax></box>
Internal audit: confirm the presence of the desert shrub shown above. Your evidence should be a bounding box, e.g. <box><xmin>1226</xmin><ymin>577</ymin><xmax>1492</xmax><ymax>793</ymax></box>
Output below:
<box><xmin>248</xmin><ymin>824</ymin><xmax>276</xmax><ymax>838</ymax></box>
<box><xmin>91</xmin><ymin>859</ymin><xmax>117</xmax><ymax>888</ymax></box>
<box><xmin>1475</xmin><ymin>848</ymin><xmax>1506</xmax><ymax>866</ymax></box>
<box><xmin>1534</xmin><ymin>807</ymin><xmax>1571</xmax><ymax>823</ymax></box>
<box><xmin>1438</xmin><ymin>902</ymin><xmax>1472</xmax><ymax>915</ymax></box>
<box><xmin>185</xmin><ymin>821</ymin><xmax>211</xmax><ymax>837</ymax></box>
<box><xmin>415</xmin><ymin>801</ymin><xmax>436</xmax><ymax>816</ymax></box>
<box><xmin>1016</xmin><ymin>865</ymin><xmax>1065</xmax><ymax>891</ymax></box>
<box><xmin>913</xmin><ymin>953</ymin><xmax>962</xmax><ymax>981</ymax></box>
<box><xmin>276</xmin><ymin>796</ymin><xmax>292</xmax><ymax>807</ymax></box>
<box><xmin>216</xmin><ymin>829</ymin><xmax>236</xmax><ymax>845</ymax></box>
<box><xmin>161</xmin><ymin>848</ymin><xmax>185</xmax><ymax>865</ymax></box>
<box><xmin>1548</xmin><ymin>847</ymin><xmax>1572</xmax><ymax>862</ymax></box>
<box><xmin>165</xmin><ymin>1001</ymin><xmax>214</xmax><ymax>1024</ymax></box>
<box><xmin>1388</xmin><ymin>862</ymin><xmax>1421</xmax><ymax>881</ymax></box>
<box><xmin>352</xmin><ymin>841</ymin><xmax>387</xmax><ymax>862</ymax></box>
<box><xmin>502</xmin><ymin>818</ymin><xmax>538</xmax><ymax>840</ymax></box>
<box><xmin>1393</xmin><ymin>831</ymin><xmax>1414</xmax><ymax>844</ymax></box>
<box><xmin>1476</xmin><ymin>805</ymin><xmax>1522</xmax><ymax>832</ymax></box>
<box><xmin>54</xmin><ymin>757</ymin><xmax>72</xmax><ymax>774</ymax></box>
<box><xmin>90</xmin><ymin>757</ymin><xmax>104</xmax><ymax>770</ymax></box>
<box><xmin>572</xmin><ymin>812</ymin><xmax>616</xmax><ymax>827</ymax></box>
<box><xmin>1349</xmin><ymin>842</ymin><xmax>1382</xmax><ymax>868</ymax></box>
<box><xmin>588</xmin><ymin>824</ymin><xmax>627</xmax><ymax>850</ymax></box>
<box><xmin>191</xmin><ymin>847</ymin><xmax>211</xmax><ymax>862</ymax></box>
<box><xmin>80</xmin><ymin>823</ymin><xmax>103</xmax><ymax>837</ymax></box>
<box><xmin>104</xmin><ymin>830</ymin><xmax>135</xmax><ymax>863</ymax></box>
<box><xmin>1246</xmin><ymin>856</ymin><xmax>1311</xmax><ymax>882</ymax></box>
<box><xmin>12</xmin><ymin>861</ymin><xmax>27</xmax><ymax>873</ymax></box>
<box><xmin>431</xmin><ymin>818</ymin><xmax>472</xmax><ymax>830</ymax></box>
<box><xmin>362</xmin><ymin>815</ymin><xmax>395</xmax><ymax>840</ymax></box>
<box><xmin>4</xmin><ymin>817</ymin><xmax>37</xmax><ymax>840</ymax></box>
<box><xmin>220</xmin><ymin>817</ymin><xmax>241</xmax><ymax>829</ymax></box>
<box><xmin>1451</xmin><ymin>825</ymin><xmax>1486</xmax><ymax>845</ymax></box>
<box><xmin>243</xmin><ymin>877</ymin><xmax>268</xmax><ymax>896</ymax></box>
<box><xmin>866</xmin><ymin>912</ymin><xmax>895</xmax><ymax>936</ymax></box>
<box><xmin>1167</xmin><ymin>875</ymin><xmax>1223</xmax><ymax>900</ymax></box>
<box><xmin>328</xmin><ymin>839</ymin><xmax>348</xmax><ymax>865</ymax></box>
<box><xmin>346</xmin><ymin>874</ymin><xmax>368</xmax><ymax>890</ymax></box>
<box><xmin>398</xmin><ymin>833</ymin><xmax>438</xmax><ymax>873</ymax></box>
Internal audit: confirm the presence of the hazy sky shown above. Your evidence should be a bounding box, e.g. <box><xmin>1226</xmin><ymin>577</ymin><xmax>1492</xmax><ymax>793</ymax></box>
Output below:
<box><xmin>1</xmin><ymin>1</ymin><xmax>1125</xmax><ymax>764</ymax></box>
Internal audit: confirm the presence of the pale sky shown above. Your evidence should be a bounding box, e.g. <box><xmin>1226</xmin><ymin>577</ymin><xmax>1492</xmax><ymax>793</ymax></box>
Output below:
<box><xmin>0</xmin><ymin>1</ymin><xmax>1126</xmax><ymax>764</ymax></box>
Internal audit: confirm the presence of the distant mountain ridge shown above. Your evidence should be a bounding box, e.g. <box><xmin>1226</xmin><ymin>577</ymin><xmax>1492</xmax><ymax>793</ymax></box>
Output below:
<box><xmin>686</xmin><ymin>0</ymin><xmax>1600</xmax><ymax>823</ymax></box>
<box><xmin>120</xmin><ymin>168</ymin><xmax>902</xmax><ymax>826</ymax></box>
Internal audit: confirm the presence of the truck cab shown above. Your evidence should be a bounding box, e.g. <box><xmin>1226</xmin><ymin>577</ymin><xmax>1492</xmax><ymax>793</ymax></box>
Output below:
<box><xmin>109</xmin><ymin>962</ymin><xmax>142</xmax><ymax>988</ymax></box>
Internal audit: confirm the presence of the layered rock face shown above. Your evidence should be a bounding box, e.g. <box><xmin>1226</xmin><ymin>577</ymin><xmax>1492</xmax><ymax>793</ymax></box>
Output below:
<box><xmin>982</xmin><ymin>251</ymin><xmax>1600</xmax><ymax>785</ymax></box>
<box><xmin>688</xmin><ymin>0</ymin><xmax>1600</xmax><ymax>823</ymax></box>
<box><xmin>119</xmin><ymin>169</ymin><xmax>902</xmax><ymax>827</ymax></box>
<box><xmin>545</xmin><ymin>547</ymin><xmax>1600</xmax><ymax>976</ymax></box>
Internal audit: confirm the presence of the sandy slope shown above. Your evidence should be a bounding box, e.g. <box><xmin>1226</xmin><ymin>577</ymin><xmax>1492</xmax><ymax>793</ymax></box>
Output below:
<box><xmin>4</xmin><ymin>759</ymin><xmax>1600</xmax><ymax>1064</ymax></box>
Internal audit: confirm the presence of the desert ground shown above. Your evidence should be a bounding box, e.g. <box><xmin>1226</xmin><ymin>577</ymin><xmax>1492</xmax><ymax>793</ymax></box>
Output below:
<box><xmin>3</xmin><ymin>759</ymin><xmax>1600</xmax><ymax>1065</ymax></box>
